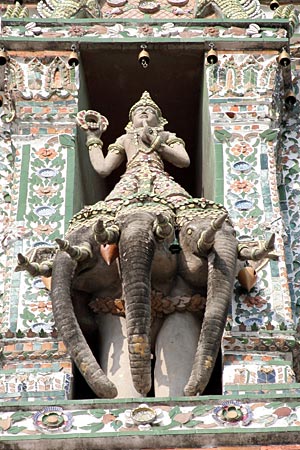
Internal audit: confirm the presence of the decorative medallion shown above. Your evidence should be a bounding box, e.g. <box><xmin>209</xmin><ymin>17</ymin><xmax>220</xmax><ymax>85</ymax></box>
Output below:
<box><xmin>234</xmin><ymin>199</ymin><xmax>253</xmax><ymax>211</ymax></box>
<box><xmin>34</xmin><ymin>205</ymin><xmax>56</xmax><ymax>217</ymax></box>
<box><xmin>123</xmin><ymin>404</ymin><xmax>165</xmax><ymax>430</ymax></box>
<box><xmin>213</xmin><ymin>401</ymin><xmax>252</xmax><ymax>426</ymax></box>
<box><xmin>32</xmin><ymin>278</ymin><xmax>48</xmax><ymax>289</ymax></box>
<box><xmin>138</xmin><ymin>0</ymin><xmax>160</xmax><ymax>13</ymax></box>
<box><xmin>232</xmin><ymin>161</ymin><xmax>252</xmax><ymax>173</ymax></box>
<box><xmin>244</xmin><ymin>317</ymin><xmax>264</xmax><ymax>327</ymax></box>
<box><xmin>167</xmin><ymin>0</ymin><xmax>188</xmax><ymax>5</ymax></box>
<box><xmin>31</xmin><ymin>322</ymin><xmax>54</xmax><ymax>333</ymax></box>
<box><xmin>37</xmin><ymin>168</ymin><xmax>58</xmax><ymax>178</ymax></box>
<box><xmin>33</xmin><ymin>406</ymin><xmax>73</xmax><ymax>433</ymax></box>
<box><xmin>107</xmin><ymin>0</ymin><xmax>127</xmax><ymax>6</ymax></box>
<box><xmin>33</xmin><ymin>241</ymin><xmax>54</xmax><ymax>248</ymax></box>
<box><xmin>131</xmin><ymin>405</ymin><xmax>157</xmax><ymax>424</ymax></box>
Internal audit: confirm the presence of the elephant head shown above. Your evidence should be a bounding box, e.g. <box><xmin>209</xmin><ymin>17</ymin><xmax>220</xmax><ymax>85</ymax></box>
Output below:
<box><xmin>49</xmin><ymin>206</ymin><xmax>175</xmax><ymax>398</ymax></box>
<box><xmin>176</xmin><ymin>203</ymin><xmax>276</xmax><ymax>396</ymax></box>
<box><xmin>177</xmin><ymin>211</ymin><xmax>238</xmax><ymax>396</ymax></box>
<box><xmin>115</xmin><ymin>208</ymin><xmax>175</xmax><ymax>395</ymax></box>
<box><xmin>50</xmin><ymin>221</ymin><xmax>120</xmax><ymax>398</ymax></box>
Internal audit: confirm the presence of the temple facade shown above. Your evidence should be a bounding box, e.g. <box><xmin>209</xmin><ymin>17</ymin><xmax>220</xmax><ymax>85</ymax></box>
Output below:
<box><xmin>1</xmin><ymin>0</ymin><xmax>300</xmax><ymax>448</ymax></box>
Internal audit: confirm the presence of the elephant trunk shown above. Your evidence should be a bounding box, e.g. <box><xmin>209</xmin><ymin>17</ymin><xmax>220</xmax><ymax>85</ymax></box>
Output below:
<box><xmin>184</xmin><ymin>228</ymin><xmax>237</xmax><ymax>396</ymax></box>
<box><xmin>51</xmin><ymin>251</ymin><xmax>117</xmax><ymax>398</ymax></box>
<box><xmin>118</xmin><ymin>222</ymin><xmax>155</xmax><ymax>396</ymax></box>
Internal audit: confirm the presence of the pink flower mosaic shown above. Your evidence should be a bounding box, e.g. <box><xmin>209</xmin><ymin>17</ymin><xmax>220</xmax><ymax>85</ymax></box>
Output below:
<box><xmin>229</xmin><ymin>142</ymin><xmax>253</xmax><ymax>156</ymax></box>
<box><xmin>36</xmin><ymin>148</ymin><xmax>58</xmax><ymax>160</ymax></box>
<box><xmin>229</xmin><ymin>180</ymin><xmax>254</xmax><ymax>193</ymax></box>
<box><xmin>242</xmin><ymin>295</ymin><xmax>267</xmax><ymax>308</ymax></box>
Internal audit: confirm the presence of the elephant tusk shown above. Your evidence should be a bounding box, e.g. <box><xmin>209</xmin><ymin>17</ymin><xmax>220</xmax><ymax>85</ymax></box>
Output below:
<box><xmin>197</xmin><ymin>213</ymin><xmax>227</xmax><ymax>254</ymax></box>
<box><xmin>93</xmin><ymin>219</ymin><xmax>120</xmax><ymax>245</ymax></box>
<box><xmin>237</xmin><ymin>233</ymin><xmax>278</xmax><ymax>261</ymax></box>
<box><xmin>15</xmin><ymin>253</ymin><xmax>53</xmax><ymax>277</ymax></box>
<box><xmin>56</xmin><ymin>239</ymin><xmax>93</xmax><ymax>262</ymax></box>
<box><xmin>153</xmin><ymin>213</ymin><xmax>173</xmax><ymax>240</ymax></box>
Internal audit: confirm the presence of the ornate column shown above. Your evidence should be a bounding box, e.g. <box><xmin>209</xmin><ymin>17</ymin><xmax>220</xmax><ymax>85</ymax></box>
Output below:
<box><xmin>207</xmin><ymin>51</ymin><xmax>297</xmax><ymax>394</ymax></box>
<box><xmin>0</xmin><ymin>52</ymin><xmax>80</xmax><ymax>400</ymax></box>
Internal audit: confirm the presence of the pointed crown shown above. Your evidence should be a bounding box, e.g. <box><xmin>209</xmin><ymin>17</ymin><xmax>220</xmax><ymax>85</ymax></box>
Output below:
<box><xmin>127</xmin><ymin>91</ymin><xmax>167</xmax><ymax>128</ymax></box>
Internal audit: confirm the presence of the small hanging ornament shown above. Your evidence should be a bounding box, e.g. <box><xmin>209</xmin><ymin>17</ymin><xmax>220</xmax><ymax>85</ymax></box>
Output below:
<box><xmin>41</xmin><ymin>276</ymin><xmax>52</xmax><ymax>291</ymax></box>
<box><xmin>100</xmin><ymin>243</ymin><xmax>119</xmax><ymax>265</ymax></box>
<box><xmin>237</xmin><ymin>263</ymin><xmax>257</xmax><ymax>291</ymax></box>
<box><xmin>169</xmin><ymin>228</ymin><xmax>182</xmax><ymax>254</ymax></box>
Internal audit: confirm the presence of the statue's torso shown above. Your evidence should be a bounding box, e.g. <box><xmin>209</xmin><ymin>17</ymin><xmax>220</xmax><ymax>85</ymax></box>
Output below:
<box><xmin>105</xmin><ymin>132</ymin><xmax>191</xmax><ymax>208</ymax></box>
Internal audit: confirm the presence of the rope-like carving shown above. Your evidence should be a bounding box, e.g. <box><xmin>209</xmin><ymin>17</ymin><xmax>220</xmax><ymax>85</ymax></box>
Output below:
<box><xmin>196</xmin><ymin>0</ymin><xmax>263</xmax><ymax>19</ymax></box>
<box><xmin>37</xmin><ymin>0</ymin><xmax>100</xmax><ymax>18</ymax></box>
<box><xmin>6</xmin><ymin>58</ymin><xmax>26</xmax><ymax>93</ymax></box>
<box><xmin>3</xmin><ymin>2</ymin><xmax>29</xmax><ymax>18</ymax></box>
<box><xmin>273</xmin><ymin>5</ymin><xmax>299</xmax><ymax>34</ymax></box>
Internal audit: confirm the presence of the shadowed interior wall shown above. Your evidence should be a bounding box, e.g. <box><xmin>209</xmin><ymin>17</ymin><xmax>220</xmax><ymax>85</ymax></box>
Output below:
<box><xmin>77</xmin><ymin>45</ymin><xmax>212</xmax><ymax>204</ymax></box>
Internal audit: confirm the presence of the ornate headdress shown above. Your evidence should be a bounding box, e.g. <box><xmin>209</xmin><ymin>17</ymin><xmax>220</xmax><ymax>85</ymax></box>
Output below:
<box><xmin>126</xmin><ymin>91</ymin><xmax>168</xmax><ymax>131</ymax></box>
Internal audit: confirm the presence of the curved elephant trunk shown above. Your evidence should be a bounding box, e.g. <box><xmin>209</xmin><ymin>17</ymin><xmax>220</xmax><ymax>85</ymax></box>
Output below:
<box><xmin>51</xmin><ymin>251</ymin><xmax>117</xmax><ymax>398</ymax></box>
<box><xmin>184</xmin><ymin>225</ymin><xmax>237</xmax><ymax>396</ymax></box>
<box><xmin>118</xmin><ymin>214</ymin><xmax>155</xmax><ymax>395</ymax></box>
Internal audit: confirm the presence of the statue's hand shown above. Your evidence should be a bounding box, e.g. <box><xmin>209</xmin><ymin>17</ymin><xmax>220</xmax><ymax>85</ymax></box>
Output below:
<box><xmin>86</xmin><ymin>127</ymin><xmax>102</xmax><ymax>142</ymax></box>
<box><xmin>140</xmin><ymin>121</ymin><xmax>167</xmax><ymax>148</ymax></box>
<box><xmin>76</xmin><ymin>110</ymin><xmax>109</xmax><ymax>141</ymax></box>
<box><xmin>140</xmin><ymin>120</ymin><xmax>156</xmax><ymax>146</ymax></box>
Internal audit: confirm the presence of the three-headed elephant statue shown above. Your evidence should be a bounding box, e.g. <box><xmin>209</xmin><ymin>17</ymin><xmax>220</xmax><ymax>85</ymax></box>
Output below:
<box><xmin>16</xmin><ymin>197</ymin><xmax>276</xmax><ymax>398</ymax></box>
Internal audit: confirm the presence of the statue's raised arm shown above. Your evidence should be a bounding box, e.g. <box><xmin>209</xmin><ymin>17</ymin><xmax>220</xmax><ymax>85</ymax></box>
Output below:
<box><xmin>76</xmin><ymin>109</ymin><xmax>125</xmax><ymax>177</ymax></box>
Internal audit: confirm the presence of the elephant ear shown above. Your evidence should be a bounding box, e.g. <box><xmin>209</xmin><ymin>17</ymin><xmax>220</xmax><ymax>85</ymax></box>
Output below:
<box><xmin>184</xmin><ymin>229</ymin><xmax>237</xmax><ymax>396</ymax></box>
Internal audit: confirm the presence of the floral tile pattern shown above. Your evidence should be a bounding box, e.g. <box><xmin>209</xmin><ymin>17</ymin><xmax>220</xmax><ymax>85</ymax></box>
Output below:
<box><xmin>0</xmin><ymin>54</ymin><xmax>77</xmax><ymax>400</ymax></box>
<box><xmin>207</xmin><ymin>52</ymin><xmax>298</xmax><ymax>388</ymax></box>
<box><xmin>2</xmin><ymin>397</ymin><xmax>300</xmax><ymax>439</ymax></box>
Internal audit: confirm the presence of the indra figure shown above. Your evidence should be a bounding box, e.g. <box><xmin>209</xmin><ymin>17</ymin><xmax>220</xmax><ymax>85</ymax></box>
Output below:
<box><xmin>83</xmin><ymin>91</ymin><xmax>192</xmax><ymax>211</ymax></box>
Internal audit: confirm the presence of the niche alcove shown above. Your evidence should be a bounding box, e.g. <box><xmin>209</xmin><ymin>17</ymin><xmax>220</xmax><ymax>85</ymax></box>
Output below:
<box><xmin>73</xmin><ymin>42</ymin><xmax>221</xmax><ymax>398</ymax></box>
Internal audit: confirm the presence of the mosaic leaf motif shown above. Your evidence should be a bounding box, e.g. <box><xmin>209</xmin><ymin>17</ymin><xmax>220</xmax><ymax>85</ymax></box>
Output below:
<box><xmin>184</xmin><ymin>419</ymin><xmax>203</xmax><ymax>427</ymax></box>
<box><xmin>260</xmin><ymin>129</ymin><xmax>278</xmax><ymax>142</ymax></box>
<box><xmin>257</xmin><ymin>368</ymin><xmax>276</xmax><ymax>383</ymax></box>
<box><xmin>169</xmin><ymin>405</ymin><xmax>181</xmax><ymax>418</ymax></box>
<box><xmin>9</xmin><ymin>426</ymin><xmax>27</xmax><ymax>434</ymax></box>
<box><xmin>80</xmin><ymin>423</ymin><xmax>105</xmax><ymax>432</ymax></box>
<box><xmin>214</xmin><ymin>129</ymin><xmax>232</xmax><ymax>142</ymax></box>
<box><xmin>59</xmin><ymin>134</ymin><xmax>75</xmax><ymax>147</ymax></box>
<box><xmin>111</xmin><ymin>420</ymin><xmax>122</xmax><ymax>430</ymax></box>
<box><xmin>88</xmin><ymin>409</ymin><xmax>106</xmax><ymax>418</ymax></box>
<box><xmin>110</xmin><ymin>408</ymin><xmax>127</xmax><ymax>415</ymax></box>
<box><xmin>192</xmin><ymin>405</ymin><xmax>214</xmax><ymax>416</ymax></box>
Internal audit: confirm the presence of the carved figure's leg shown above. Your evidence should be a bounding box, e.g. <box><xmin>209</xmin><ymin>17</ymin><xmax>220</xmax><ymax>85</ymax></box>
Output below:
<box><xmin>154</xmin><ymin>312</ymin><xmax>201</xmax><ymax>397</ymax></box>
<box><xmin>97</xmin><ymin>314</ymin><xmax>143</xmax><ymax>398</ymax></box>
